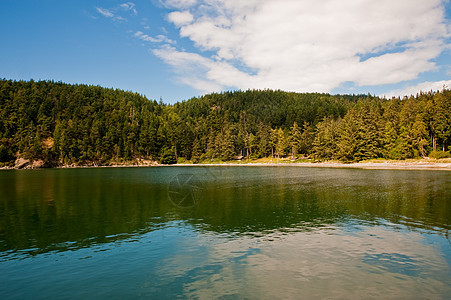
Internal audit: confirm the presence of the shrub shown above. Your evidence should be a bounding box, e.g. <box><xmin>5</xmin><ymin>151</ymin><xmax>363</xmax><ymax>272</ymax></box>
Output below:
<box><xmin>160</xmin><ymin>149</ymin><xmax>177</xmax><ymax>164</ymax></box>
<box><xmin>177</xmin><ymin>157</ymin><xmax>190</xmax><ymax>164</ymax></box>
<box><xmin>429</xmin><ymin>150</ymin><xmax>451</xmax><ymax>159</ymax></box>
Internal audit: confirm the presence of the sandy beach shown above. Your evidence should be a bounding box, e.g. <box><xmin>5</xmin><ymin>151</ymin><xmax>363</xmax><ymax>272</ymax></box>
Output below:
<box><xmin>175</xmin><ymin>160</ymin><xmax>451</xmax><ymax>170</ymax></box>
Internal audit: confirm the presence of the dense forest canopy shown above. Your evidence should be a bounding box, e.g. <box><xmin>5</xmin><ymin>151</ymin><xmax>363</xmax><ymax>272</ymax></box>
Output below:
<box><xmin>0</xmin><ymin>79</ymin><xmax>450</xmax><ymax>167</ymax></box>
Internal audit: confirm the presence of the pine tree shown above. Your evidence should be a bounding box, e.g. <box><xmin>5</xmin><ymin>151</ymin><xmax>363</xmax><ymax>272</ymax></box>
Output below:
<box><xmin>412</xmin><ymin>114</ymin><xmax>429</xmax><ymax>157</ymax></box>
<box><xmin>299</xmin><ymin>122</ymin><xmax>314</xmax><ymax>156</ymax></box>
<box><xmin>289</xmin><ymin>121</ymin><xmax>302</xmax><ymax>158</ymax></box>
<box><xmin>275</xmin><ymin>128</ymin><xmax>288</xmax><ymax>158</ymax></box>
<box><xmin>255</xmin><ymin>122</ymin><xmax>271</xmax><ymax>158</ymax></box>
<box><xmin>356</xmin><ymin>104</ymin><xmax>383</xmax><ymax>160</ymax></box>
<box><xmin>217</xmin><ymin>126</ymin><xmax>235</xmax><ymax>161</ymax></box>
<box><xmin>1</xmin><ymin>79</ymin><xmax>450</xmax><ymax>166</ymax></box>
<box><xmin>191</xmin><ymin>137</ymin><xmax>202</xmax><ymax>163</ymax></box>
<box><xmin>431</xmin><ymin>91</ymin><xmax>451</xmax><ymax>151</ymax></box>
<box><xmin>206</xmin><ymin>128</ymin><xmax>217</xmax><ymax>159</ymax></box>
<box><xmin>312</xmin><ymin>117</ymin><xmax>340</xmax><ymax>161</ymax></box>
<box><xmin>337</xmin><ymin>109</ymin><xmax>359</xmax><ymax>162</ymax></box>
<box><xmin>269</xmin><ymin>129</ymin><xmax>278</xmax><ymax>159</ymax></box>
<box><xmin>382</xmin><ymin>121</ymin><xmax>401</xmax><ymax>159</ymax></box>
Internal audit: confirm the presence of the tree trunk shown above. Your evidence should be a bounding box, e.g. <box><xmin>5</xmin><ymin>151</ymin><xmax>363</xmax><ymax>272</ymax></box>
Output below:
<box><xmin>433</xmin><ymin>136</ymin><xmax>437</xmax><ymax>151</ymax></box>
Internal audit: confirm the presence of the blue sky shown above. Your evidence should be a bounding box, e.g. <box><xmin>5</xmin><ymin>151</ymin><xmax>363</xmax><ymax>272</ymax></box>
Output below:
<box><xmin>1</xmin><ymin>0</ymin><xmax>450</xmax><ymax>103</ymax></box>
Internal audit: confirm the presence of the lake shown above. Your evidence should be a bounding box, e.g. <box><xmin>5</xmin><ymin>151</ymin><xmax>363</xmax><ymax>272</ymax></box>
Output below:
<box><xmin>0</xmin><ymin>166</ymin><xmax>450</xmax><ymax>299</ymax></box>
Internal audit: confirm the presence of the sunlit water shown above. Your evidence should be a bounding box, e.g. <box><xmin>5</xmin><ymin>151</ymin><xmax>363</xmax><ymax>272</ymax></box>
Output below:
<box><xmin>0</xmin><ymin>167</ymin><xmax>450</xmax><ymax>299</ymax></box>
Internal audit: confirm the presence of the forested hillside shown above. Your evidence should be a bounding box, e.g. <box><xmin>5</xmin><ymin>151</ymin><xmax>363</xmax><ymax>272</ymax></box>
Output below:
<box><xmin>0</xmin><ymin>79</ymin><xmax>450</xmax><ymax>167</ymax></box>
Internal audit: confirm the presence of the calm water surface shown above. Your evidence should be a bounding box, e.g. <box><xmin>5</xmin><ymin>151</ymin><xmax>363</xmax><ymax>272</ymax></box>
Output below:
<box><xmin>0</xmin><ymin>167</ymin><xmax>450</xmax><ymax>299</ymax></box>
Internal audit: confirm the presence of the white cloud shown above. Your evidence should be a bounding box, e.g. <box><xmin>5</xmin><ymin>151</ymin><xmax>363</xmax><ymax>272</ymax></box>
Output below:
<box><xmin>120</xmin><ymin>2</ymin><xmax>138</xmax><ymax>15</ymax></box>
<box><xmin>156</xmin><ymin>0</ymin><xmax>450</xmax><ymax>94</ymax></box>
<box><xmin>96</xmin><ymin>7</ymin><xmax>114</xmax><ymax>18</ymax></box>
<box><xmin>96</xmin><ymin>7</ymin><xmax>127</xmax><ymax>21</ymax></box>
<box><xmin>96</xmin><ymin>3</ymin><xmax>137</xmax><ymax>21</ymax></box>
<box><xmin>153</xmin><ymin>46</ymin><xmax>225</xmax><ymax>93</ymax></box>
<box><xmin>159</xmin><ymin>0</ymin><xmax>198</xmax><ymax>9</ymax></box>
<box><xmin>134</xmin><ymin>31</ymin><xmax>175</xmax><ymax>44</ymax></box>
<box><xmin>168</xmin><ymin>11</ymin><xmax>194</xmax><ymax>27</ymax></box>
<box><xmin>383</xmin><ymin>80</ymin><xmax>451</xmax><ymax>98</ymax></box>
<box><xmin>120</xmin><ymin>2</ymin><xmax>134</xmax><ymax>10</ymax></box>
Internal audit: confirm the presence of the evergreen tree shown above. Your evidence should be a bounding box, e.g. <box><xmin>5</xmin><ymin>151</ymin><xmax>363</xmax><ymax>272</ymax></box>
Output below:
<box><xmin>382</xmin><ymin>121</ymin><xmax>402</xmax><ymax>159</ymax></box>
<box><xmin>191</xmin><ymin>137</ymin><xmax>202</xmax><ymax>163</ymax></box>
<box><xmin>412</xmin><ymin>114</ymin><xmax>429</xmax><ymax>157</ymax></box>
<box><xmin>275</xmin><ymin>128</ymin><xmax>289</xmax><ymax>158</ymax></box>
<box><xmin>0</xmin><ymin>79</ymin><xmax>450</xmax><ymax>166</ymax></box>
<box><xmin>269</xmin><ymin>129</ymin><xmax>278</xmax><ymax>159</ymax></box>
<box><xmin>206</xmin><ymin>128</ymin><xmax>217</xmax><ymax>159</ymax></box>
<box><xmin>356</xmin><ymin>103</ymin><xmax>383</xmax><ymax>160</ymax></box>
<box><xmin>289</xmin><ymin>122</ymin><xmax>302</xmax><ymax>158</ymax></box>
<box><xmin>431</xmin><ymin>91</ymin><xmax>451</xmax><ymax>151</ymax></box>
<box><xmin>255</xmin><ymin>122</ymin><xmax>271</xmax><ymax>158</ymax></box>
<box><xmin>312</xmin><ymin>117</ymin><xmax>340</xmax><ymax>161</ymax></box>
<box><xmin>217</xmin><ymin>126</ymin><xmax>235</xmax><ymax>161</ymax></box>
<box><xmin>299</xmin><ymin>122</ymin><xmax>314</xmax><ymax>155</ymax></box>
<box><xmin>337</xmin><ymin>109</ymin><xmax>359</xmax><ymax>162</ymax></box>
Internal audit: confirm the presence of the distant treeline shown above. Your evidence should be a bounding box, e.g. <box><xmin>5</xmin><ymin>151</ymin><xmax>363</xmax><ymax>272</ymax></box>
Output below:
<box><xmin>0</xmin><ymin>79</ymin><xmax>450</xmax><ymax>166</ymax></box>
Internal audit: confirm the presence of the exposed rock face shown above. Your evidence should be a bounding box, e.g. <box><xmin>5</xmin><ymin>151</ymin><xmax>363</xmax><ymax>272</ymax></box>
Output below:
<box><xmin>32</xmin><ymin>160</ymin><xmax>46</xmax><ymax>168</ymax></box>
<box><xmin>15</xmin><ymin>158</ymin><xmax>31</xmax><ymax>169</ymax></box>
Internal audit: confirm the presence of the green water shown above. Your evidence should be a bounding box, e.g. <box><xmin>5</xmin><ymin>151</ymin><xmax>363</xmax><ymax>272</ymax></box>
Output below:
<box><xmin>0</xmin><ymin>167</ymin><xmax>450</xmax><ymax>299</ymax></box>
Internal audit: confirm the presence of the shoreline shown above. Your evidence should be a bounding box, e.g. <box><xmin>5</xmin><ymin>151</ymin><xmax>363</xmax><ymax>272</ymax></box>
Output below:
<box><xmin>1</xmin><ymin>160</ymin><xmax>450</xmax><ymax>171</ymax></box>
<box><xmin>175</xmin><ymin>161</ymin><xmax>451</xmax><ymax>170</ymax></box>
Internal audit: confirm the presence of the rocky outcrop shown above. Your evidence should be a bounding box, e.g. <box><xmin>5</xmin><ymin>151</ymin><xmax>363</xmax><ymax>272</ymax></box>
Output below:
<box><xmin>15</xmin><ymin>158</ymin><xmax>31</xmax><ymax>169</ymax></box>
<box><xmin>13</xmin><ymin>158</ymin><xmax>51</xmax><ymax>169</ymax></box>
<box><xmin>32</xmin><ymin>160</ymin><xmax>47</xmax><ymax>168</ymax></box>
